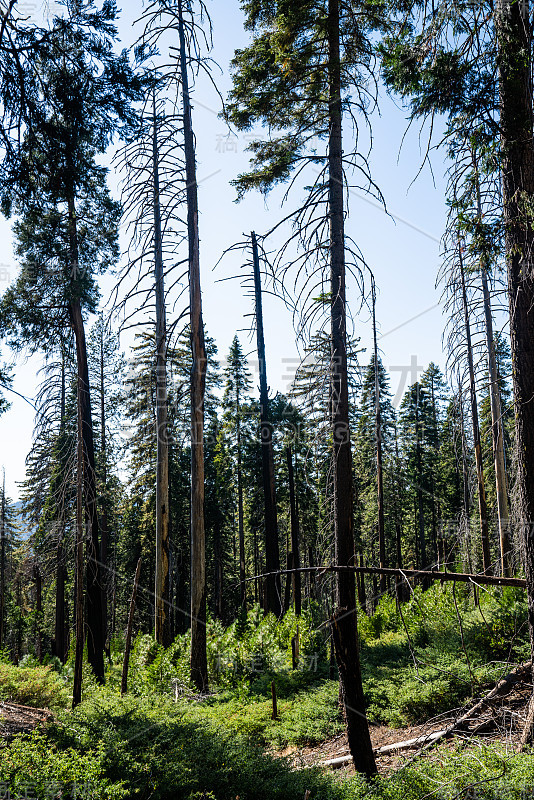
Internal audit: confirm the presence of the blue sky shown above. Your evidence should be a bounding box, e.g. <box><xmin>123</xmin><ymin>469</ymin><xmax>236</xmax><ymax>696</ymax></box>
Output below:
<box><xmin>0</xmin><ymin>0</ymin><xmax>448</xmax><ymax>499</ymax></box>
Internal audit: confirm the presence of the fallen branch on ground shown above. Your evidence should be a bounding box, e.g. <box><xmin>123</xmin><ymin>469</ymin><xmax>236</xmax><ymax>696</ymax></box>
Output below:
<box><xmin>319</xmin><ymin>661</ymin><xmax>533</xmax><ymax>769</ymax></box>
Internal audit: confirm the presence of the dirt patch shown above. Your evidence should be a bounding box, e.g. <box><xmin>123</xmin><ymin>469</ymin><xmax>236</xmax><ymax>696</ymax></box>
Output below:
<box><xmin>285</xmin><ymin>675</ymin><xmax>534</xmax><ymax>776</ymax></box>
<box><xmin>0</xmin><ymin>702</ymin><xmax>53</xmax><ymax>741</ymax></box>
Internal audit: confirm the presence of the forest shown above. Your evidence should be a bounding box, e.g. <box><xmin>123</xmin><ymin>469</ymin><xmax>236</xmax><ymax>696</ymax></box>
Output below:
<box><xmin>0</xmin><ymin>0</ymin><xmax>534</xmax><ymax>798</ymax></box>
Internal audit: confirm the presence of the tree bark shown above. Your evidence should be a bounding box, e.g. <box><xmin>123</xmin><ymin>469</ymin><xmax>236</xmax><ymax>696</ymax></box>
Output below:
<box><xmin>251</xmin><ymin>230</ymin><xmax>282</xmax><ymax>618</ymax></box>
<box><xmin>152</xmin><ymin>97</ymin><xmax>171</xmax><ymax>647</ymax></box>
<box><xmin>328</xmin><ymin>0</ymin><xmax>376</xmax><ymax>777</ymax></box>
<box><xmin>458</xmin><ymin>243</ymin><xmax>492</xmax><ymax>574</ymax></box>
<box><xmin>178</xmin><ymin>1</ymin><xmax>208</xmax><ymax>692</ymax></box>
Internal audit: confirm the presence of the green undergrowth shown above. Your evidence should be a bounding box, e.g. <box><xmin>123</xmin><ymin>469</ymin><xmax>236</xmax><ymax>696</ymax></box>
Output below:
<box><xmin>0</xmin><ymin>583</ymin><xmax>531</xmax><ymax>798</ymax></box>
<box><xmin>3</xmin><ymin>694</ymin><xmax>534</xmax><ymax>799</ymax></box>
<box><xmin>0</xmin><ymin>659</ymin><xmax>68</xmax><ymax>710</ymax></box>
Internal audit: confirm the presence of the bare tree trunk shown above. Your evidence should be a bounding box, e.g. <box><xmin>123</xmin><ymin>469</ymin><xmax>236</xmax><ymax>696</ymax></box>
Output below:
<box><xmin>287</xmin><ymin>446</ymin><xmax>301</xmax><ymax>615</ymax></box>
<box><xmin>495</xmin><ymin>0</ymin><xmax>534</xmax><ymax>738</ymax></box>
<box><xmin>178</xmin><ymin>1</ymin><xmax>208</xmax><ymax>692</ymax></box>
<box><xmin>473</xmin><ymin>167</ymin><xmax>512</xmax><ymax>576</ymax></box>
<box><xmin>237</xmin><ymin>394</ymin><xmax>246</xmax><ymax>609</ymax></box>
<box><xmin>121</xmin><ymin>558</ymin><xmax>142</xmax><ymax>696</ymax></box>
<box><xmin>371</xmin><ymin>279</ymin><xmax>386</xmax><ymax>593</ymax></box>
<box><xmin>458</xmin><ymin>244</ymin><xmax>492</xmax><ymax>574</ymax></box>
<box><xmin>152</xmin><ymin>98</ymin><xmax>171</xmax><ymax>647</ymax></box>
<box><xmin>251</xmin><ymin>231</ymin><xmax>282</xmax><ymax>618</ymax></box>
<box><xmin>328</xmin><ymin>0</ymin><xmax>376</xmax><ymax>777</ymax></box>
<box><xmin>414</xmin><ymin>391</ymin><xmax>427</xmax><ymax>573</ymax></box>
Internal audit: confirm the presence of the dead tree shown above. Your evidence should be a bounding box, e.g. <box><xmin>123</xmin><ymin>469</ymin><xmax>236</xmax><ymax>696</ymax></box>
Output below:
<box><xmin>458</xmin><ymin>242</ymin><xmax>492</xmax><ymax>573</ymax></box>
<box><xmin>371</xmin><ymin>277</ymin><xmax>386</xmax><ymax>593</ymax></box>
<box><xmin>252</xmin><ymin>232</ymin><xmax>282</xmax><ymax>618</ymax></box>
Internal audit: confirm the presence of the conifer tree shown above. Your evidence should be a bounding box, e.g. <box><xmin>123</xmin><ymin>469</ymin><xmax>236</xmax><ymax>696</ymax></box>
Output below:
<box><xmin>221</xmin><ymin>335</ymin><xmax>252</xmax><ymax>608</ymax></box>
<box><xmin>0</xmin><ymin>0</ymin><xmax>139</xmax><ymax>688</ymax></box>
<box><xmin>227</xmin><ymin>14</ymin><xmax>386</xmax><ymax>770</ymax></box>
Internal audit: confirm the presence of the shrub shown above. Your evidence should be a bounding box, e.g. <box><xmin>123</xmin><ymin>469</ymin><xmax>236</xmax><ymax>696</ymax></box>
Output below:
<box><xmin>0</xmin><ymin>662</ymin><xmax>68</xmax><ymax>710</ymax></box>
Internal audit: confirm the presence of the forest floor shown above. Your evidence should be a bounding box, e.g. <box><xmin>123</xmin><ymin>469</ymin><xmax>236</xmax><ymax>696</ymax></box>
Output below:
<box><xmin>1</xmin><ymin>586</ymin><xmax>534</xmax><ymax>798</ymax></box>
<box><xmin>0</xmin><ymin>701</ymin><xmax>52</xmax><ymax>740</ymax></box>
<box><xmin>282</xmin><ymin>669</ymin><xmax>533</xmax><ymax>775</ymax></box>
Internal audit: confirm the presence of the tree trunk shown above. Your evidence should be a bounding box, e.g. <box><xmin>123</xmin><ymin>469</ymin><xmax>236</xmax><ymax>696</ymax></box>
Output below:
<box><xmin>33</xmin><ymin>564</ymin><xmax>42</xmax><ymax>663</ymax></box>
<box><xmin>152</xmin><ymin>97</ymin><xmax>171</xmax><ymax>647</ymax></box>
<box><xmin>55</xmin><ymin>534</ymin><xmax>66</xmax><ymax>663</ymax></box>
<box><xmin>99</xmin><ymin>321</ymin><xmax>110</xmax><ymax>658</ymax></box>
<box><xmin>236</xmin><ymin>379</ymin><xmax>246</xmax><ymax>608</ymax></box>
<box><xmin>55</xmin><ymin>359</ymin><xmax>67</xmax><ymax>663</ymax></box>
<box><xmin>328</xmin><ymin>0</ymin><xmax>376</xmax><ymax>777</ymax></box>
<box><xmin>67</xmin><ymin>192</ymin><xmax>105</xmax><ymax>684</ymax></box>
<box><xmin>495</xmin><ymin>0</ymin><xmax>534</xmax><ymax>734</ymax></box>
<box><xmin>72</xmin><ymin>392</ymin><xmax>84</xmax><ymax>709</ymax></box>
<box><xmin>251</xmin><ymin>230</ymin><xmax>282</xmax><ymax>618</ymax></box>
<box><xmin>371</xmin><ymin>280</ymin><xmax>386</xmax><ymax>593</ymax></box>
<box><xmin>414</xmin><ymin>391</ymin><xmax>428</xmax><ymax>573</ymax></box>
<box><xmin>178</xmin><ymin>1</ymin><xmax>208</xmax><ymax>692</ymax></box>
<box><xmin>458</xmin><ymin>243</ymin><xmax>492</xmax><ymax>573</ymax></box>
<box><xmin>121</xmin><ymin>558</ymin><xmax>142</xmax><ymax>696</ymax></box>
<box><xmin>287</xmin><ymin>446</ymin><xmax>301</xmax><ymax>615</ymax></box>
<box><xmin>473</xmin><ymin>166</ymin><xmax>512</xmax><ymax>576</ymax></box>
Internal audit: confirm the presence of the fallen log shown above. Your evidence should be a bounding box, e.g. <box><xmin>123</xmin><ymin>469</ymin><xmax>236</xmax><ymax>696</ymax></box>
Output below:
<box><xmin>319</xmin><ymin>661</ymin><xmax>532</xmax><ymax>769</ymax></box>
<box><xmin>320</xmin><ymin>729</ymin><xmax>451</xmax><ymax>767</ymax></box>
<box><xmin>412</xmin><ymin>660</ymin><xmax>533</xmax><ymax>759</ymax></box>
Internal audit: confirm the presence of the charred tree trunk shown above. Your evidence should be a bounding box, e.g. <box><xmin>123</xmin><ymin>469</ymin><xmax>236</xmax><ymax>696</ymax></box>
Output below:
<box><xmin>251</xmin><ymin>231</ymin><xmax>282</xmax><ymax>618</ymax></box>
<box><xmin>152</xmin><ymin>98</ymin><xmax>171</xmax><ymax>647</ymax></box>
<box><xmin>458</xmin><ymin>243</ymin><xmax>492</xmax><ymax>574</ymax></box>
<box><xmin>328</xmin><ymin>0</ymin><xmax>376</xmax><ymax>777</ymax></box>
<box><xmin>178</xmin><ymin>1</ymin><xmax>208</xmax><ymax>692</ymax></box>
